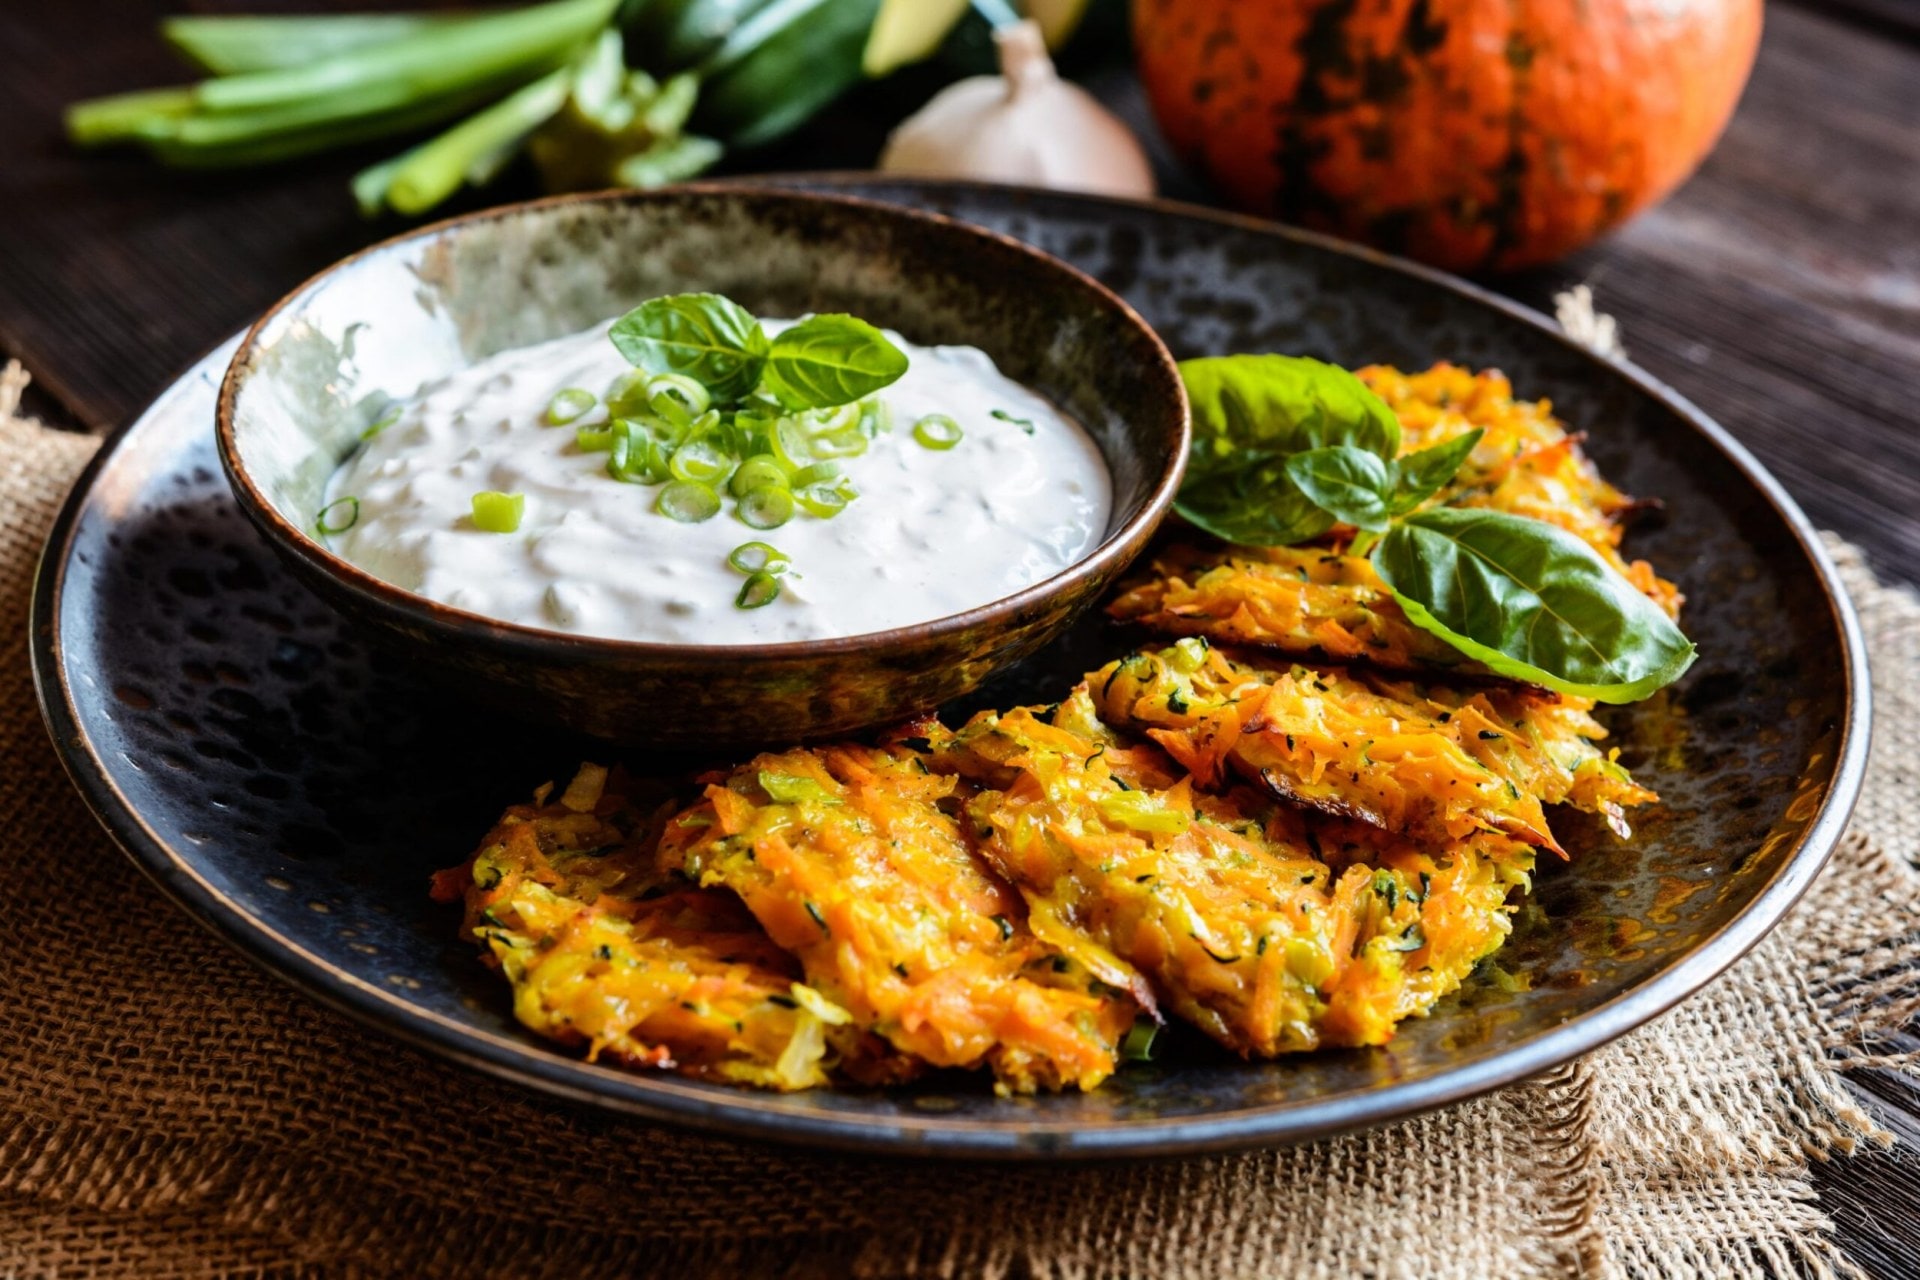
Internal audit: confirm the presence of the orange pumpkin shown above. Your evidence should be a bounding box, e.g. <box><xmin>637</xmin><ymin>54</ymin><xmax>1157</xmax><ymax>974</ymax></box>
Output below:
<box><xmin>1132</xmin><ymin>0</ymin><xmax>1763</xmax><ymax>271</ymax></box>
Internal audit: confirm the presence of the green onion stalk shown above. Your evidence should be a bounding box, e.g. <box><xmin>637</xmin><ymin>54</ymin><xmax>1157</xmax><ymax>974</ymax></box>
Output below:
<box><xmin>65</xmin><ymin>0</ymin><xmax>1043</xmax><ymax>219</ymax></box>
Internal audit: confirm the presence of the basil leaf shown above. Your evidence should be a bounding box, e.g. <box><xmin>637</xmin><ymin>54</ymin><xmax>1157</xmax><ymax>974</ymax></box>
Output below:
<box><xmin>609</xmin><ymin>293</ymin><xmax>769</xmax><ymax>403</ymax></box>
<box><xmin>761</xmin><ymin>314</ymin><xmax>909</xmax><ymax>411</ymax></box>
<box><xmin>1284</xmin><ymin>445</ymin><xmax>1393</xmax><ymax>531</ymax></box>
<box><xmin>1374</xmin><ymin>508</ymin><xmax>1696</xmax><ymax>703</ymax></box>
<box><xmin>1175</xmin><ymin>355</ymin><xmax>1402</xmax><ymax>546</ymax></box>
<box><xmin>1181</xmin><ymin>447</ymin><xmax>1336</xmax><ymax>546</ymax></box>
<box><xmin>1388</xmin><ymin>429</ymin><xmax>1484</xmax><ymax>516</ymax></box>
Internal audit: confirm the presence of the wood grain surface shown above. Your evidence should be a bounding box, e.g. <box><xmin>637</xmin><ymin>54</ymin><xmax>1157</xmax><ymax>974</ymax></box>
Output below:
<box><xmin>2</xmin><ymin>1</ymin><xmax>1916</xmax><ymax>1273</ymax></box>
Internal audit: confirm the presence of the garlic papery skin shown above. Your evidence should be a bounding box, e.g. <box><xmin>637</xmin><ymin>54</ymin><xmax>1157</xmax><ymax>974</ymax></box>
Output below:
<box><xmin>879</xmin><ymin>19</ymin><xmax>1154</xmax><ymax>198</ymax></box>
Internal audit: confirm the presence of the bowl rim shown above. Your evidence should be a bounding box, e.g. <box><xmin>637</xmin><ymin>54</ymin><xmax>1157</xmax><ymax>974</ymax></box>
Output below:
<box><xmin>213</xmin><ymin>184</ymin><xmax>1190</xmax><ymax>658</ymax></box>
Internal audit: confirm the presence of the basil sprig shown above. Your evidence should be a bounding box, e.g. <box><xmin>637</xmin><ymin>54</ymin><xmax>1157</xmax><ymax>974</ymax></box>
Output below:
<box><xmin>1385</xmin><ymin>431</ymin><xmax>1486</xmax><ymax>515</ymax></box>
<box><xmin>1177</xmin><ymin>355</ymin><xmax>1400</xmax><ymax>546</ymax></box>
<box><xmin>1374</xmin><ymin>509</ymin><xmax>1695</xmax><ymax>703</ymax></box>
<box><xmin>1282</xmin><ymin>431</ymin><xmax>1487</xmax><ymax>532</ymax></box>
<box><xmin>1282</xmin><ymin>446</ymin><xmax>1395</xmax><ymax>532</ymax></box>
<box><xmin>608</xmin><ymin>292</ymin><xmax>907</xmax><ymax>412</ymax></box>
<box><xmin>1171</xmin><ymin>354</ymin><xmax>1695</xmax><ymax>702</ymax></box>
<box><xmin>762</xmin><ymin>314</ymin><xmax>911</xmax><ymax>411</ymax></box>
<box><xmin>610</xmin><ymin>292</ymin><xmax>769</xmax><ymax>402</ymax></box>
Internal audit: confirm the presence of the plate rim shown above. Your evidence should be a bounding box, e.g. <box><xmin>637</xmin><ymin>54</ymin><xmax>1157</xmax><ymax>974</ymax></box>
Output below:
<box><xmin>29</xmin><ymin>177</ymin><xmax>1873</xmax><ymax>1159</ymax></box>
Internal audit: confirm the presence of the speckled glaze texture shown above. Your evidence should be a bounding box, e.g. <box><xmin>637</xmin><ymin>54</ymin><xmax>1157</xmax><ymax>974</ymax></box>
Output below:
<box><xmin>34</xmin><ymin>180</ymin><xmax>1866</xmax><ymax>1158</ymax></box>
<box><xmin>215</xmin><ymin>188</ymin><xmax>1187</xmax><ymax>747</ymax></box>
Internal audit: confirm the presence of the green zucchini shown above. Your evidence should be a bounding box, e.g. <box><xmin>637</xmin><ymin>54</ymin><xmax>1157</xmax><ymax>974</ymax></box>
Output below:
<box><xmin>616</xmin><ymin>0</ymin><xmax>782</xmax><ymax>75</ymax></box>
<box><xmin>691</xmin><ymin>0</ymin><xmax>881</xmax><ymax>148</ymax></box>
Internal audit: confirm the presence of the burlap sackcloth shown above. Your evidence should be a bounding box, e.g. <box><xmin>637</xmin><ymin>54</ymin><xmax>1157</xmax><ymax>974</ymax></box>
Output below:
<box><xmin>2</xmin><ymin>359</ymin><xmax>1917</xmax><ymax>1280</ymax></box>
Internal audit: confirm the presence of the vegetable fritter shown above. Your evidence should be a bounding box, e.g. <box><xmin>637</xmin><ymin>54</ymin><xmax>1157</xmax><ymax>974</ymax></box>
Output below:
<box><xmin>942</xmin><ymin>692</ymin><xmax>1535</xmax><ymax>1055</ymax></box>
<box><xmin>431</xmin><ymin>764</ymin><xmax>897</xmax><ymax>1090</ymax></box>
<box><xmin>1091</xmin><ymin>640</ymin><xmax>1656</xmax><ymax>852</ymax></box>
<box><xmin>1110</xmin><ymin>365</ymin><xmax>1680</xmax><ymax>676</ymax></box>
<box><xmin>1358</xmin><ymin>363</ymin><xmax>1682</xmax><ymax>617</ymax></box>
<box><xmin>1108</xmin><ymin>542</ymin><xmax>1481</xmax><ymax>674</ymax></box>
<box><xmin>656</xmin><ymin>744</ymin><xmax>1141</xmax><ymax>1093</ymax></box>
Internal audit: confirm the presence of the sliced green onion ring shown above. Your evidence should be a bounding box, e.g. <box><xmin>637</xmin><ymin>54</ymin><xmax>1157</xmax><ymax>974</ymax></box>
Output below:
<box><xmin>728</xmin><ymin>542</ymin><xmax>791</xmax><ymax>576</ymax></box>
<box><xmin>809</xmin><ymin>428</ymin><xmax>868</xmax><ymax>460</ymax></box>
<box><xmin>794</xmin><ymin>483</ymin><xmax>849</xmax><ymax>518</ymax></box>
<box><xmin>913</xmin><ymin>414</ymin><xmax>963</xmax><ymax>450</ymax></box>
<box><xmin>574</xmin><ymin>423</ymin><xmax>615</xmax><ymax>452</ymax></box>
<box><xmin>470</xmin><ymin>491</ymin><xmax>525</xmax><ymax>533</ymax></box>
<box><xmin>605</xmin><ymin>369</ymin><xmax>652</xmax><ymax>419</ymax></box>
<box><xmin>608</xmin><ymin>420</ymin><xmax>670</xmax><ymax>484</ymax></box>
<box><xmin>684</xmin><ymin>407</ymin><xmax>723</xmax><ymax>442</ymax></box>
<box><xmin>544</xmin><ymin>387</ymin><xmax>596</xmax><ymax>426</ymax></box>
<box><xmin>788</xmin><ymin>461</ymin><xmax>841</xmax><ymax>489</ymax></box>
<box><xmin>604</xmin><ymin>432</ymin><xmax>634</xmax><ymax>480</ymax></box>
<box><xmin>645</xmin><ymin>373</ymin><xmax>711</xmax><ymax>425</ymax></box>
<box><xmin>857</xmin><ymin>398</ymin><xmax>892</xmax><ymax>438</ymax></box>
<box><xmin>736</xmin><ymin>571</ymin><xmax>781</xmax><ymax>609</ymax></box>
<box><xmin>657</xmin><ymin>479</ymin><xmax>721</xmax><ymax>523</ymax></box>
<box><xmin>771</xmin><ymin>416</ymin><xmax>815</xmax><ymax>470</ymax></box>
<box><xmin>729</xmin><ymin>455</ymin><xmax>790</xmax><ymax>497</ymax></box>
<box><xmin>642</xmin><ymin>441</ymin><xmax>674</xmax><ymax>485</ymax></box>
<box><xmin>669</xmin><ymin>437</ymin><xmax>732</xmax><ymax>485</ymax></box>
<box><xmin>737</xmin><ymin>485</ymin><xmax>796</xmax><ymax>530</ymax></box>
<box><xmin>703</xmin><ymin>417</ymin><xmax>741</xmax><ymax>457</ymax></box>
<box><xmin>808</xmin><ymin>403</ymin><xmax>860</xmax><ymax>435</ymax></box>
<box><xmin>316</xmin><ymin>496</ymin><xmax>359</xmax><ymax>535</ymax></box>
<box><xmin>1121</xmin><ymin>1019</ymin><xmax>1160</xmax><ymax>1063</ymax></box>
<box><xmin>642</xmin><ymin>413</ymin><xmax>691</xmax><ymax>451</ymax></box>
<box><xmin>731</xmin><ymin>413</ymin><xmax>775</xmax><ymax>459</ymax></box>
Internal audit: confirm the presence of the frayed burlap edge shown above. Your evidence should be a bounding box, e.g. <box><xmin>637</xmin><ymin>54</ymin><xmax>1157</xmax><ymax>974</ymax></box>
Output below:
<box><xmin>1586</xmin><ymin>830</ymin><xmax>1919</xmax><ymax>1280</ymax></box>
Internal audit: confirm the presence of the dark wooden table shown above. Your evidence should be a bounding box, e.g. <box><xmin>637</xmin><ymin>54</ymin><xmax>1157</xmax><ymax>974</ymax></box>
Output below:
<box><xmin>4</xmin><ymin>1</ymin><xmax>1917</xmax><ymax>1273</ymax></box>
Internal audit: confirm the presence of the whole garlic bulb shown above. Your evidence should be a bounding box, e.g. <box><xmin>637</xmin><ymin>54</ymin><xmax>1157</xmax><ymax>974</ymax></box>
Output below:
<box><xmin>879</xmin><ymin>20</ymin><xmax>1154</xmax><ymax>199</ymax></box>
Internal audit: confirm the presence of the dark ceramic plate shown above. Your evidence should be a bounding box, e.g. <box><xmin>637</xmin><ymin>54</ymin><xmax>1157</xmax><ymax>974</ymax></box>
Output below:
<box><xmin>32</xmin><ymin>179</ymin><xmax>1868</xmax><ymax>1158</ymax></box>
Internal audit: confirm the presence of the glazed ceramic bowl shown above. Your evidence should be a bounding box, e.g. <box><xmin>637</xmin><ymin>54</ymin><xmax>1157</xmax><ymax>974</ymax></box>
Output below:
<box><xmin>216</xmin><ymin>187</ymin><xmax>1188</xmax><ymax>748</ymax></box>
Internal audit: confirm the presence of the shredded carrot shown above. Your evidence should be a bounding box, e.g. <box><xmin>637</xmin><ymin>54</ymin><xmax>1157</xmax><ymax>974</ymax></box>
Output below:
<box><xmin>656</xmin><ymin>744</ymin><xmax>1138</xmax><ymax>1093</ymax></box>
<box><xmin>1092</xmin><ymin>643</ymin><xmax>1656</xmax><ymax>852</ymax></box>
<box><xmin>948</xmin><ymin>691</ymin><xmax>1534</xmax><ymax>1056</ymax></box>
<box><xmin>430</xmin><ymin>766</ymin><xmax>897</xmax><ymax>1090</ymax></box>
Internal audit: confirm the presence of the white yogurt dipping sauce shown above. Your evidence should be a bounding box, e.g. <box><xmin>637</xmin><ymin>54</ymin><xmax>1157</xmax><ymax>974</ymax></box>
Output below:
<box><xmin>324</xmin><ymin>318</ymin><xmax>1111</xmax><ymax>644</ymax></box>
